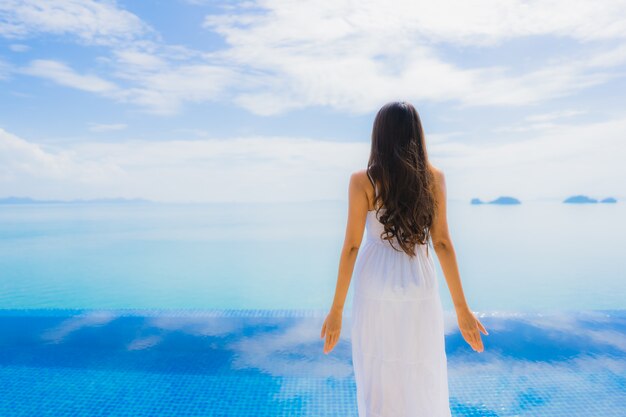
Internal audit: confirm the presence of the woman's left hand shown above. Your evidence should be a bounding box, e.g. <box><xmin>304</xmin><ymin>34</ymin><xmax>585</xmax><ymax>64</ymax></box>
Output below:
<box><xmin>320</xmin><ymin>307</ymin><xmax>343</xmax><ymax>354</ymax></box>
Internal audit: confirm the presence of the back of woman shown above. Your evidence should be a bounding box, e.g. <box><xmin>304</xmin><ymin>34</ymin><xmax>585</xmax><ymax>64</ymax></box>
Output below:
<box><xmin>320</xmin><ymin>101</ymin><xmax>488</xmax><ymax>417</ymax></box>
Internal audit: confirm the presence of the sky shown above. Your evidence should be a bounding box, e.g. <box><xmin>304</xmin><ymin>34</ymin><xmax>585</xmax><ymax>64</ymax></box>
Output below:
<box><xmin>0</xmin><ymin>0</ymin><xmax>625</xmax><ymax>203</ymax></box>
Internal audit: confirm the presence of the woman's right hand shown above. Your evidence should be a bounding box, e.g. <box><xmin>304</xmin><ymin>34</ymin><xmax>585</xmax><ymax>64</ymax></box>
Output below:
<box><xmin>456</xmin><ymin>307</ymin><xmax>488</xmax><ymax>352</ymax></box>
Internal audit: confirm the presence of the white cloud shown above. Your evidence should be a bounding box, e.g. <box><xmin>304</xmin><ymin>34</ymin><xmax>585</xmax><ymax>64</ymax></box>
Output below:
<box><xmin>0</xmin><ymin>127</ymin><xmax>124</xmax><ymax>184</ymax></box>
<box><xmin>0</xmin><ymin>1</ymin><xmax>239</xmax><ymax>114</ymax></box>
<box><xmin>19</xmin><ymin>59</ymin><xmax>118</xmax><ymax>93</ymax></box>
<box><xmin>491</xmin><ymin>109</ymin><xmax>588</xmax><ymax>133</ymax></box>
<box><xmin>9</xmin><ymin>91</ymin><xmax>33</xmax><ymax>98</ymax></box>
<box><xmin>87</xmin><ymin>122</ymin><xmax>127</xmax><ymax>132</ymax></box>
<box><xmin>196</xmin><ymin>0</ymin><xmax>626</xmax><ymax>115</ymax></box>
<box><xmin>0</xmin><ymin>0</ymin><xmax>153</xmax><ymax>46</ymax></box>
<box><xmin>0</xmin><ymin>127</ymin><xmax>367</xmax><ymax>201</ymax></box>
<box><xmin>67</xmin><ymin>135</ymin><xmax>369</xmax><ymax>201</ymax></box>
<box><xmin>0</xmin><ymin>58</ymin><xmax>11</xmax><ymax>80</ymax></box>
<box><xmin>4</xmin><ymin>1</ymin><xmax>625</xmax><ymax>116</ymax></box>
<box><xmin>372</xmin><ymin>0</ymin><xmax>626</xmax><ymax>45</ymax></box>
<box><xmin>432</xmin><ymin>116</ymin><xmax>626</xmax><ymax>201</ymax></box>
<box><xmin>1</xmin><ymin>113</ymin><xmax>624</xmax><ymax>202</ymax></box>
<box><xmin>112</xmin><ymin>49</ymin><xmax>168</xmax><ymax>71</ymax></box>
<box><xmin>524</xmin><ymin>109</ymin><xmax>587</xmax><ymax>123</ymax></box>
<box><xmin>8</xmin><ymin>43</ymin><xmax>30</xmax><ymax>52</ymax></box>
<box><xmin>16</xmin><ymin>50</ymin><xmax>239</xmax><ymax>115</ymax></box>
<box><xmin>110</xmin><ymin>58</ymin><xmax>239</xmax><ymax>115</ymax></box>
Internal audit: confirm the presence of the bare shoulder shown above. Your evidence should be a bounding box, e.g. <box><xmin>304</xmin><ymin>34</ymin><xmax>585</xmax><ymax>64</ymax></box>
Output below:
<box><xmin>350</xmin><ymin>169</ymin><xmax>370</xmax><ymax>187</ymax></box>
<box><xmin>429</xmin><ymin>164</ymin><xmax>446</xmax><ymax>187</ymax></box>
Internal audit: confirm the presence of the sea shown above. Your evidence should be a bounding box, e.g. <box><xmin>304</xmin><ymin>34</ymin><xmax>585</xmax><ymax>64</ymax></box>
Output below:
<box><xmin>0</xmin><ymin>199</ymin><xmax>623</xmax><ymax>311</ymax></box>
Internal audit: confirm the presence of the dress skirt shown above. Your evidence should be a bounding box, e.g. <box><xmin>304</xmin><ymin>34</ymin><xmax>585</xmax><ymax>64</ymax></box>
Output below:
<box><xmin>350</xmin><ymin>214</ymin><xmax>452</xmax><ymax>417</ymax></box>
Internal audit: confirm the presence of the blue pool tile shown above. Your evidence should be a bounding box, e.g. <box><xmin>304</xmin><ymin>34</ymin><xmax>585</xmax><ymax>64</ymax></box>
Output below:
<box><xmin>0</xmin><ymin>309</ymin><xmax>624</xmax><ymax>416</ymax></box>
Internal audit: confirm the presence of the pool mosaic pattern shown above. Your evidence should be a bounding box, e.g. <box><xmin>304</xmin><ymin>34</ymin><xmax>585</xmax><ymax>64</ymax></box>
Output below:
<box><xmin>0</xmin><ymin>309</ymin><xmax>624</xmax><ymax>416</ymax></box>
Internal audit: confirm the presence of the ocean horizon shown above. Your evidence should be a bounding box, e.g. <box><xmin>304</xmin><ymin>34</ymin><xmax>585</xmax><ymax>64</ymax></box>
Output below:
<box><xmin>1</xmin><ymin>199</ymin><xmax>623</xmax><ymax>312</ymax></box>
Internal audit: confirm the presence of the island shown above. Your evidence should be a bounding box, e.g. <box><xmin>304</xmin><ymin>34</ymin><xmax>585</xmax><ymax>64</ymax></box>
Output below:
<box><xmin>488</xmin><ymin>196</ymin><xmax>521</xmax><ymax>205</ymax></box>
<box><xmin>0</xmin><ymin>196</ymin><xmax>152</xmax><ymax>205</ymax></box>
<box><xmin>600</xmin><ymin>197</ymin><xmax>617</xmax><ymax>203</ymax></box>
<box><xmin>563</xmin><ymin>195</ymin><xmax>598</xmax><ymax>204</ymax></box>
<box><xmin>470</xmin><ymin>196</ymin><xmax>521</xmax><ymax>205</ymax></box>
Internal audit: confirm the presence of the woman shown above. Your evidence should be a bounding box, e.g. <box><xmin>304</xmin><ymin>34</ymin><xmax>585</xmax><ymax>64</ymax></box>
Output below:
<box><xmin>320</xmin><ymin>101</ymin><xmax>488</xmax><ymax>416</ymax></box>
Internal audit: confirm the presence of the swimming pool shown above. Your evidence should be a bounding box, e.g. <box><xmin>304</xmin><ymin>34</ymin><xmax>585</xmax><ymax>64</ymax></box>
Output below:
<box><xmin>0</xmin><ymin>309</ymin><xmax>624</xmax><ymax>416</ymax></box>
<box><xmin>1</xmin><ymin>201</ymin><xmax>624</xmax><ymax>415</ymax></box>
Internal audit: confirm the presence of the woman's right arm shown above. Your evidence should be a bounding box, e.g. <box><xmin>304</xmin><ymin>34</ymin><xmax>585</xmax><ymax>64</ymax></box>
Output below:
<box><xmin>429</xmin><ymin>166</ymin><xmax>488</xmax><ymax>352</ymax></box>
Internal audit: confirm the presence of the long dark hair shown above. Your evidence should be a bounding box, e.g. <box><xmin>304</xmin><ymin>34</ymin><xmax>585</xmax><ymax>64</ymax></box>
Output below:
<box><xmin>367</xmin><ymin>101</ymin><xmax>438</xmax><ymax>258</ymax></box>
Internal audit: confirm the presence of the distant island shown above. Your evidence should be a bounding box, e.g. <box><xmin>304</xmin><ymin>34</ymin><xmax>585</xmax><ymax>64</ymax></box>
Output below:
<box><xmin>564</xmin><ymin>195</ymin><xmax>597</xmax><ymax>204</ymax></box>
<box><xmin>471</xmin><ymin>196</ymin><xmax>521</xmax><ymax>205</ymax></box>
<box><xmin>563</xmin><ymin>195</ymin><xmax>618</xmax><ymax>204</ymax></box>
<box><xmin>0</xmin><ymin>196</ymin><xmax>152</xmax><ymax>205</ymax></box>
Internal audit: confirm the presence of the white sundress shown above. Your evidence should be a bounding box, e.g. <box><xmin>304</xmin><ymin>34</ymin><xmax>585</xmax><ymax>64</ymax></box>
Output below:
<box><xmin>350</xmin><ymin>173</ymin><xmax>452</xmax><ymax>417</ymax></box>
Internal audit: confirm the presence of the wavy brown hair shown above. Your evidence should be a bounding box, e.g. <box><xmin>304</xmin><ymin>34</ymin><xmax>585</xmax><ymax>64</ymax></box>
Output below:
<box><xmin>367</xmin><ymin>101</ymin><xmax>438</xmax><ymax>258</ymax></box>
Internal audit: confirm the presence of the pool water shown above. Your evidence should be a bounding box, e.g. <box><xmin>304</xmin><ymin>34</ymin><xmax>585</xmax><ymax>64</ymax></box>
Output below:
<box><xmin>1</xmin><ymin>201</ymin><xmax>625</xmax><ymax>311</ymax></box>
<box><xmin>1</xmin><ymin>202</ymin><xmax>624</xmax><ymax>415</ymax></box>
<box><xmin>0</xmin><ymin>309</ymin><xmax>624</xmax><ymax>416</ymax></box>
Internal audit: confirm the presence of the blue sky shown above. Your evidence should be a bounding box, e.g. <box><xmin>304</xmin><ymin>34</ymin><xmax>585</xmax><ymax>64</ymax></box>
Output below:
<box><xmin>0</xmin><ymin>0</ymin><xmax>625</xmax><ymax>203</ymax></box>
